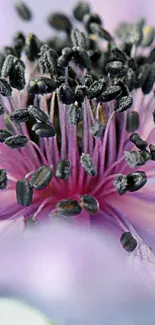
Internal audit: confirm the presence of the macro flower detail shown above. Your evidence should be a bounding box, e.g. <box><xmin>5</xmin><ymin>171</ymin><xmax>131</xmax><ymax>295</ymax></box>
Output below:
<box><xmin>0</xmin><ymin>1</ymin><xmax>155</xmax><ymax>252</ymax></box>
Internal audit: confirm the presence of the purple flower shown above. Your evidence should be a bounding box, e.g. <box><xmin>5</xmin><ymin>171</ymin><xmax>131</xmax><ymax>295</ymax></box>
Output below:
<box><xmin>0</xmin><ymin>221</ymin><xmax>155</xmax><ymax>324</ymax></box>
<box><xmin>0</xmin><ymin>1</ymin><xmax>155</xmax><ymax>254</ymax></box>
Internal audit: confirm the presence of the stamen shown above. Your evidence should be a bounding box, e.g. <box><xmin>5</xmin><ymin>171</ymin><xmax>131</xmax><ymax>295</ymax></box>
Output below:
<box><xmin>0</xmin><ymin>78</ymin><xmax>12</xmax><ymax>96</ymax></box>
<box><xmin>129</xmin><ymin>133</ymin><xmax>148</xmax><ymax>150</ymax></box>
<box><xmin>88</xmin><ymin>78</ymin><xmax>106</xmax><ymax>99</ymax></box>
<box><xmin>0</xmin><ymin>169</ymin><xmax>7</xmax><ymax>189</ymax></box>
<box><xmin>113</xmin><ymin>174</ymin><xmax>128</xmax><ymax>195</ymax></box>
<box><xmin>0</xmin><ymin>104</ymin><xmax>4</xmax><ymax>115</ymax></box>
<box><xmin>80</xmin><ymin>153</ymin><xmax>97</xmax><ymax>176</ymax></box>
<box><xmin>80</xmin><ymin>194</ymin><xmax>99</xmax><ymax>214</ymax></box>
<box><xmin>72</xmin><ymin>46</ymin><xmax>91</xmax><ymax>69</ymax></box>
<box><xmin>47</xmin><ymin>12</ymin><xmax>72</xmax><ymax>33</ymax></box>
<box><xmin>25</xmin><ymin>34</ymin><xmax>40</xmax><ymax>62</ymax></box>
<box><xmin>58</xmin><ymin>84</ymin><xmax>75</xmax><ymax>105</ymax></box>
<box><xmin>1</xmin><ymin>54</ymin><xmax>17</xmax><ymax>79</ymax></box>
<box><xmin>73</xmin><ymin>2</ymin><xmax>90</xmax><ymax>22</ymax></box>
<box><xmin>32</xmin><ymin>122</ymin><xmax>56</xmax><ymax>138</ymax></box>
<box><xmin>28</xmin><ymin>105</ymin><xmax>49</xmax><ymax>123</ymax></box>
<box><xmin>114</xmin><ymin>95</ymin><xmax>133</xmax><ymax>112</ymax></box>
<box><xmin>56</xmin><ymin>199</ymin><xmax>82</xmax><ymax>216</ymax></box>
<box><xmin>4</xmin><ymin>135</ymin><xmax>28</xmax><ymax>149</ymax></box>
<box><xmin>16</xmin><ymin>178</ymin><xmax>33</xmax><ymax>206</ymax></box>
<box><xmin>126</xmin><ymin>111</ymin><xmax>139</xmax><ymax>133</ymax></box>
<box><xmin>120</xmin><ymin>232</ymin><xmax>137</xmax><ymax>252</ymax></box>
<box><xmin>55</xmin><ymin>160</ymin><xmax>71</xmax><ymax>180</ymax></box>
<box><xmin>0</xmin><ymin>129</ymin><xmax>12</xmax><ymax>143</ymax></box>
<box><xmin>99</xmin><ymin>85</ymin><xmax>122</xmax><ymax>102</ymax></box>
<box><xmin>14</xmin><ymin>1</ymin><xmax>32</xmax><ymax>21</ymax></box>
<box><xmin>149</xmin><ymin>144</ymin><xmax>155</xmax><ymax>160</ymax></box>
<box><xmin>9</xmin><ymin>109</ymin><xmax>30</xmax><ymax>123</ymax></box>
<box><xmin>89</xmin><ymin>119</ymin><xmax>104</xmax><ymax>138</ymax></box>
<box><xmin>71</xmin><ymin>29</ymin><xmax>87</xmax><ymax>48</ymax></box>
<box><xmin>29</xmin><ymin>165</ymin><xmax>53</xmax><ymax>190</ymax></box>
<box><xmin>67</xmin><ymin>103</ymin><xmax>83</xmax><ymax>125</ymax></box>
<box><xmin>127</xmin><ymin>171</ymin><xmax>147</xmax><ymax>192</ymax></box>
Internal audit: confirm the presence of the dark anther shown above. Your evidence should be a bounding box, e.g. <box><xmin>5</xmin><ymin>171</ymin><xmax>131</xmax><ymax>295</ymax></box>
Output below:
<box><xmin>55</xmin><ymin>160</ymin><xmax>71</xmax><ymax>180</ymax></box>
<box><xmin>83</xmin><ymin>13</ymin><xmax>102</xmax><ymax>33</ymax></box>
<box><xmin>27</xmin><ymin>77</ymin><xmax>57</xmax><ymax>95</ymax></box>
<box><xmin>120</xmin><ymin>232</ymin><xmax>137</xmax><ymax>252</ymax></box>
<box><xmin>47</xmin><ymin>12</ymin><xmax>72</xmax><ymax>33</ymax></box>
<box><xmin>111</xmin><ymin>47</ymin><xmax>126</xmax><ymax>63</ymax></box>
<box><xmin>58</xmin><ymin>47</ymin><xmax>73</xmax><ymax>68</ymax></box>
<box><xmin>58</xmin><ymin>55</ymin><xmax>69</xmax><ymax>68</ymax></box>
<box><xmin>89</xmin><ymin>23</ymin><xmax>113</xmax><ymax>41</ymax></box>
<box><xmin>0</xmin><ymin>104</ymin><xmax>4</xmax><ymax>116</ymax></box>
<box><xmin>73</xmin><ymin>2</ymin><xmax>90</xmax><ymax>22</ymax></box>
<box><xmin>127</xmin><ymin>171</ymin><xmax>147</xmax><ymax>192</ymax></box>
<box><xmin>25</xmin><ymin>34</ymin><xmax>40</xmax><ymax>62</ymax></box>
<box><xmin>113</xmin><ymin>79</ymin><xmax>129</xmax><ymax>97</ymax></box>
<box><xmin>0</xmin><ymin>169</ymin><xmax>7</xmax><ymax>190</ymax></box>
<box><xmin>4</xmin><ymin>135</ymin><xmax>28</xmax><ymax>149</ymax></box>
<box><xmin>88</xmin><ymin>48</ymin><xmax>102</xmax><ymax>62</ymax></box>
<box><xmin>127</xmin><ymin>58</ymin><xmax>137</xmax><ymax>71</ymax></box>
<box><xmin>71</xmin><ymin>29</ymin><xmax>87</xmax><ymax>49</ymax></box>
<box><xmin>28</xmin><ymin>105</ymin><xmax>49</xmax><ymax>123</ymax></box>
<box><xmin>29</xmin><ymin>165</ymin><xmax>53</xmax><ymax>190</ymax></box>
<box><xmin>10</xmin><ymin>109</ymin><xmax>30</xmax><ymax>123</ymax></box>
<box><xmin>148</xmin><ymin>48</ymin><xmax>155</xmax><ymax>64</ymax></box>
<box><xmin>89</xmin><ymin>78</ymin><xmax>106</xmax><ymax>99</ymax></box>
<box><xmin>89</xmin><ymin>119</ymin><xmax>104</xmax><ymax>138</ymax></box>
<box><xmin>58</xmin><ymin>84</ymin><xmax>75</xmax><ymax>105</ymax></box>
<box><xmin>80</xmin><ymin>194</ymin><xmax>99</xmax><ymax>214</ymax></box>
<box><xmin>105</xmin><ymin>61</ymin><xmax>123</xmax><ymax>76</ymax></box>
<box><xmin>32</xmin><ymin>122</ymin><xmax>56</xmax><ymax>138</ymax></box>
<box><xmin>121</xmin><ymin>42</ymin><xmax>132</xmax><ymax>56</ymax></box>
<box><xmin>39</xmin><ymin>44</ymin><xmax>58</xmax><ymax>74</ymax></box>
<box><xmin>114</xmin><ymin>95</ymin><xmax>133</xmax><ymax>113</ymax></box>
<box><xmin>16</xmin><ymin>178</ymin><xmax>33</xmax><ymax>206</ymax></box>
<box><xmin>67</xmin><ymin>104</ymin><xmax>83</xmax><ymax>125</ymax></box>
<box><xmin>125</xmin><ymin>68</ymin><xmax>136</xmax><ymax>91</ymax></box>
<box><xmin>80</xmin><ymin>153</ymin><xmax>97</xmax><ymax>176</ymax></box>
<box><xmin>14</xmin><ymin>1</ymin><xmax>32</xmax><ymax>21</ymax></box>
<box><xmin>0</xmin><ymin>129</ymin><xmax>12</xmax><ymax>143</ymax></box>
<box><xmin>9</xmin><ymin>59</ymin><xmax>26</xmax><ymax>90</ymax></box>
<box><xmin>74</xmin><ymin>86</ymin><xmax>85</xmax><ymax>103</ymax></box>
<box><xmin>129</xmin><ymin>133</ymin><xmax>148</xmax><ymax>150</ymax></box>
<box><xmin>13</xmin><ymin>32</ymin><xmax>25</xmax><ymax>58</ymax></box>
<box><xmin>113</xmin><ymin>174</ymin><xmax>128</xmax><ymax>195</ymax></box>
<box><xmin>73</xmin><ymin>46</ymin><xmax>91</xmax><ymax>69</ymax></box>
<box><xmin>56</xmin><ymin>199</ymin><xmax>82</xmax><ymax>217</ymax></box>
<box><xmin>142</xmin><ymin>70</ymin><xmax>154</xmax><ymax>95</ymax></box>
<box><xmin>99</xmin><ymin>85</ymin><xmax>122</xmax><ymax>102</ymax></box>
<box><xmin>82</xmin><ymin>73</ymin><xmax>93</xmax><ymax>87</ymax></box>
<box><xmin>149</xmin><ymin>144</ymin><xmax>155</xmax><ymax>161</ymax></box>
<box><xmin>0</xmin><ymin>78</ymin><xmax>12</xmax><ymax>96</ymax></box>
<box><xmin>1</xmin><ymin>54</ymin><xmax>17</xmax><ymax>79</ymax></box>
<box><xmin>126</xmin><ymin>111</ymin><xmax>139</xmax><ymax>133</ymax></box>
<box><xmin>136</xmin><ymin>64</ymin><xmax>150</xmax><ymax>88</ymax></box>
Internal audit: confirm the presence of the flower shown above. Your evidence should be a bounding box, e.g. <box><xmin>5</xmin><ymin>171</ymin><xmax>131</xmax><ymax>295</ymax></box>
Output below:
<box><xmin>0</xmin><ymin>1</ymin><xmax>155</xmax><ymax>253</ymax></box>
<box><xmin>0</xmin><ymin>221</ymin><xmax>155</xmax><ymax>324</ymax></box>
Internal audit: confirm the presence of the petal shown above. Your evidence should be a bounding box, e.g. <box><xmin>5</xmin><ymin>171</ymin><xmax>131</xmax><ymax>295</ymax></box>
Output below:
<box><xmin>0</xmin><ymin>221</ymin><xmax>152</xmax><ymax>324</ymax></box>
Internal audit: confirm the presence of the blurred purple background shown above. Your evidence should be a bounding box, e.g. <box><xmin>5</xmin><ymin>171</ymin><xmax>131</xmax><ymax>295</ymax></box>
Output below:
<box><xmin>0</xmin><ymin>0</ymin><xmax>155</xmax><ymax>46</ymax></box>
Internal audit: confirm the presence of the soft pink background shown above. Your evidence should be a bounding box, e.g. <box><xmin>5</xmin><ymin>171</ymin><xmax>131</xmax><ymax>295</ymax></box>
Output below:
<box><xmin>1</xmin><ymin>0</ymin><xmax>155</xmax><ymax>46</ymax></box>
